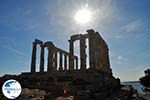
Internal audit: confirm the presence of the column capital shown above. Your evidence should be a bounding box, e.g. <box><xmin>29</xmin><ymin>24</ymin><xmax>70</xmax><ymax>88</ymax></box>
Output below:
<box><xmin>86</xmin><ymin>29</ymin><xmax>95</xmax><ymax>34</ymax></box>
<box><xmin>68</xmin><ymin>39</ymin><xmax>74</xmax><ymax>43</ymax></box>
<box><xmin>40</xmin><ymin>44</ymin><xmax>44</xmax><ymax>48</ymax></box>
<box><xmin>32</xmin><ymin>42</ymin><xmax>36</xmax><ymax>45</ymax></box>
<box><xmin>34</xmin><ymin>39</ymin><xmax>43</xmax><ymax>45</ymax></box>
<box><xmin>44</xmin><ymin>41</ymin><xmax>54</xmax><ymax>49</ymax></box>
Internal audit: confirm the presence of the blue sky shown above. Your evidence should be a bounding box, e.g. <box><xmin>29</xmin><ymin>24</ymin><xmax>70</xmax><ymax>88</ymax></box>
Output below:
<box><xmin>0</xmin><ymin>0</ymin><xmax>149</xmax><ymax>81</ymax></box>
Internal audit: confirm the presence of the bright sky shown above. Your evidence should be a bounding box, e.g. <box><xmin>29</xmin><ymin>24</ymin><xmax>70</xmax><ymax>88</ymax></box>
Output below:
<box><xmin>0</xmin><ymin>0</ymin><xmax>149</xmax><ymax>81</ymax></box>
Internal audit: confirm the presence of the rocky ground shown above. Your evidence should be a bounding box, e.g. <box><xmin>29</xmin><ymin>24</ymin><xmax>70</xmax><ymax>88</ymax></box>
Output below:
<box><xmin>142</xmin><ymin>95</ymin><xmax>150</xmax><ymax>100</ymax></box>
<box><xmin>1</xmin><ymin>85</ymin><xmax>149</xmax><ymax>100</ymax></box>
<box><xmin>104</xmin><ymin>85</ymin><xmax>146</xmax><ymax>100</ymax></box>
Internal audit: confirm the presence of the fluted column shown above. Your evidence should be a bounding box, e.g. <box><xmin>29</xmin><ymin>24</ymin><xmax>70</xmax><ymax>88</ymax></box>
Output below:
<box><xmin>64</xmin><ymin>54</ymin><xmax>67</xmax><ymax>71</ymax></box>
<box><xmin>47</xmin><ymin>45</ymin><xmax>54</xmax><ymax>72</ymax></box>
<box><xmin>87</xmin><ymin>29</ymin><xmax>96</xmax><ymax>70</ymax></box>
<box><xmin>75</xmin><ymin>57</ymin><xmax>78</xmax><ymax>70</ymax></box>
<box><xmin>59</xmin><ymin>52</ymin><xmax>63</xmax><ymax>70</ymax></box>
<box><xmin>80</xmin><ymin>36</ymin><xmax>87</xmax><ymax>71</ymax></box>
<box><xmin>31</xmin><ymin>42</ymin><xmax>36</xmax><ymax>73</ymax></box>
<box><xmin>54</xmin><ymin>51</ymin><xmax>57</xmax><ymax>71</ymax></box>
<box><xmin>40</xmin><ymin>44</ymin><xmax>44</xmax><ymax>72</ymax></box>
<box><xmin>69</xmin><ymin>40</ymin><xmax>74</xmax><ymax>71</ymax></box>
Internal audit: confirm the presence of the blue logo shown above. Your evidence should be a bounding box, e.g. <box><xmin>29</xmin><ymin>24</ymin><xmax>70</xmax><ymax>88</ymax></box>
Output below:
<box><xmin>2</xmin><ymin>79</ymin><xmax>22</xmax><ymax>99</ymax></box>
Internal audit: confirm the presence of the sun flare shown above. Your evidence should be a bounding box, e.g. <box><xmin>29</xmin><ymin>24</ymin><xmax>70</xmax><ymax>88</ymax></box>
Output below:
<box><xmin>75</xmin><ymin>9</ymin><xmax>92</xmax><ymax>24</ymax></box>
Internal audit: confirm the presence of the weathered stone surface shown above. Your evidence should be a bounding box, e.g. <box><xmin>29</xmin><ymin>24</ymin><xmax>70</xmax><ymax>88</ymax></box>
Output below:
<box><xmin>18</xmin><ymin>88</ymin><xmax>46</xmax><ymax>100</ymax></box>
<box><xmin>104</xmin><ymin>85</ymin><xmax>145</xmax><ymax>100</ymax></box>
<box><xmin>87</xmin><ymin>30</ymin><xmax>112</xmax><ymax>75</ymax></box>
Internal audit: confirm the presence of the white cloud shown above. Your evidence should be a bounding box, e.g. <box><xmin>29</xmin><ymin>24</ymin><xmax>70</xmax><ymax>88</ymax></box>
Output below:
<box><xmin>114</xmin><ymin>35</ymin><xmax>122</xmax><ymax>39</ymax></box>
<box><xmin>1</xmin><ymin>45</ymin><xmax>26</xmax><ymax>57</ymax></box>
<box><xmin>116</xmin><ymin>56</ymin><xmax>124</xmax><ymax>64</ymax></box>
<box><xmin>121</xmin><ymin>20</ymin><xmax>142</xmax><ymax>32</ymax></box>
<box><xmin>24</xmin><ymin>9</ymin><xmax>33</xmax><ymax>16</ymax></box>
<box><xmin>117</xmin><ymin>56</ymin><xmax>123</xmax><ymax>60</ymax></box>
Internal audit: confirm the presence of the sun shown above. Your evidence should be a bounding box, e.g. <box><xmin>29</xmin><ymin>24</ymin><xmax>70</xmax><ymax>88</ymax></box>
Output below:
<box><xmin>75</xmin><ymin>8</ymin><xmax>92</xmax><ymax>24</ymax></box>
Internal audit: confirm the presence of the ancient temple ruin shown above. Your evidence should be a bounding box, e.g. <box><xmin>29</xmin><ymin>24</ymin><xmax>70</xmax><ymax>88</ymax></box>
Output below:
<box><xmin>5</xmin><ymin>29</ymin><xmax>120</xmax><ymax>99</ymax></box>
<box><xmin>29</xmin><ymin>29</ymin><xmax>112</xmax><ymax>75</ymax></box>
<box><xmin>0</xmin><ymin>29</ymin><xmax>140</xmax><ymax>100</ymax></box>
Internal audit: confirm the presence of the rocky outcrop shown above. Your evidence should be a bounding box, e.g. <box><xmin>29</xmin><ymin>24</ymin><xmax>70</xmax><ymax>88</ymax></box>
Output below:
<box><xmin>105</xmin><ymin>85</ymin><xmax>145</xmax><ymax>100</ymax></box>
<box><xmin>6</xmin><ymin>85</ymin><xmax>145</xmax><ymax>100</ymax></box>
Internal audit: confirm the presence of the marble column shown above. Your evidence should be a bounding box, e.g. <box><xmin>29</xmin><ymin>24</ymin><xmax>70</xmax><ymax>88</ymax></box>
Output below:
<box><xmin>75</xmin><ymin>57</ymin><xmax>78</xmax><ymax>70</ymax></box>
<box><xmin>54</xmin><ymin>51</ymin><xmax>57</xmax><ymax>71</ymax></box>
<box><xmin>80</xmin><ymin>36</ymin><xmax>87</xmax><ymax>71</ymax></box>
<box><xmin>47</xmin><ymin>45</ymin><xmax>53</xmax><ymax>72</ymax></box>
<box><xmin>87</xmin><ymin>29</ymin><xmax>96</xmax><ymax>70</ymax></box>
<box><xmin>40</xmin><ymin>44</ymin><xmax>44</xmax><ymax>72</ymax></box>
<box><xmin>69</xmin><ymin>40</ymin><xmax>74</xmax><ymax>70</ymax></box>
<box><xmin>59</xmin><ymin>52</ymin><xmax>63</xmax><ymax>70</ymax></box>
<box><xmin>31</xmin><ymin>42</ymin><xmax>36</xmax><ymax>73</ymax></box>
<box><xmin>64</xmin><ymin>54</ymin><xmax>67</xmax><ymax>71</ymax></box>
